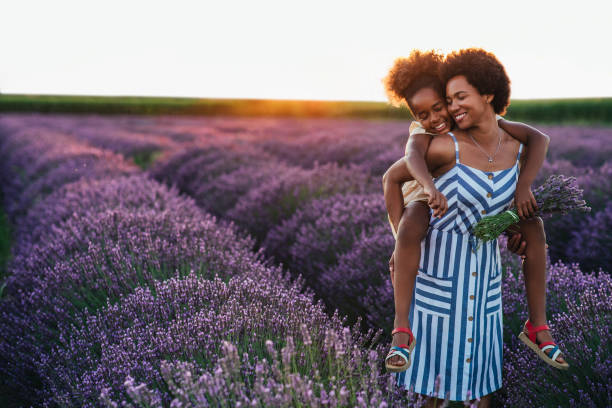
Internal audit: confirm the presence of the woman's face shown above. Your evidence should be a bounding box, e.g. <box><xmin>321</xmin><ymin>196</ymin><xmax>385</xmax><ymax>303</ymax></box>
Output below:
<box><xmin>408</xmin><ymin>87</ymin><xmax>452</xmax><ymax>134</ymax></box>
<box><xmin>445</xmin><ymin>75</ymin><xmax>493</xmax><ymax>129</ymax></box>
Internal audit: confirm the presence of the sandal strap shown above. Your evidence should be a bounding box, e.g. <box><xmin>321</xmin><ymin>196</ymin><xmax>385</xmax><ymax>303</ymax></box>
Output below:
<box><xmin>541</xmin><ymin>344</ymin><xmax>561</xmax><ymax>361</ymax></box>
<box><xmin>392</xmin><ymin>327</ymin><xmax>414</xmax><ymax>344</ymax></box>
<box><xmin>539</xmin><ymin>341</ymin><xmax>556</xmax><ymax>348</ymax></box>
<box><xmin>525</xmin><ymin>320</ymin><xmax>550</xmax><ymax>343</ymax></box>
<box><xmin>550</xmin><ymin>347</ymin><xmax>562</xmax><ymax>362</ymax></box>
<box><xmin>386</xmin><ymin>346</ymin><xmax>411</xmax><ymax>361</ymax></box>
<box><xmin>386</xmin><ymin>347</ymin><xmax>410</xmax><ymax>368</ymax></box>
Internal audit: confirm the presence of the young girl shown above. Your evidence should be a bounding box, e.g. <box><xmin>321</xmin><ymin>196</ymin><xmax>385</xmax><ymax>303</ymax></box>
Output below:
<box><xmin>381</xmin><ymin>50</ymin><xmax>568</xmax><ymax>374</ymax></box>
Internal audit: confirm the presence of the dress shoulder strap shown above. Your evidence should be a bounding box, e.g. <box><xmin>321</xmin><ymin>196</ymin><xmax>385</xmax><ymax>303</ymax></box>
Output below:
<box><xmin>448</xmin><ymin>132</ymin><xmax>460</xmax><ymax>164</ymax></box>
<box><xmin>516</xmin><ymin>143</ymin><xmax>524</xmax><ymax>163</ymax></box>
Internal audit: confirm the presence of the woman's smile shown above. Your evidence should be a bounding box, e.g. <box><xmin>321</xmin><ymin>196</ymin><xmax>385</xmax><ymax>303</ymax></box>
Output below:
<box><xmin>453</xmin><ymin>112</ymin><xmax>467</xmax><ymax>124</ymax></box>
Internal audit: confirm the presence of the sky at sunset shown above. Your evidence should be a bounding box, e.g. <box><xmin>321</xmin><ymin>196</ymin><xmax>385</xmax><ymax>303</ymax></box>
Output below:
<box><xmin>2</xmin><ymin>0</ymin><xmax>611</xmax><ymax>101</ymax></box>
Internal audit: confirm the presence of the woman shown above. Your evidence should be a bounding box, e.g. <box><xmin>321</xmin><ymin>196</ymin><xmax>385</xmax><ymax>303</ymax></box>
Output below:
<box><xmin>383</xmin><ymin>48</ymin><xmax>536</xmax><ymax>407</ymax></box>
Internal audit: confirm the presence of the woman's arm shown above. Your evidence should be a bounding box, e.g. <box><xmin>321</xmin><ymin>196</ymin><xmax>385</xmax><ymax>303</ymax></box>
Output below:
<box><xmin>498</xmin><ymin>118</ymin><xmax>550</xmax><ymax>219</ymax></box>
<box><xmin>382</xmin><ymin>157</ymin><xmax>415</xmax><ymax>238</ymax></box>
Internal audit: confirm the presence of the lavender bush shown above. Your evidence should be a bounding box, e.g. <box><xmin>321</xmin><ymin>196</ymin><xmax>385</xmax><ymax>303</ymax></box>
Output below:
<box><xmin>500</xmin><ymin>274</ymin><xmax>612</xmax><ymax>407</ymax></box>
<box><xmin>538</xmin><ymin>164</ymin><xmax>612</xmax><ymax>270</ymax></box>
<box><xmin>149</xmin><ymin>142</ymin><xmax>276</xmax><ymax>191</ymax></box>
<box><xmin>0</xmin><ymin>126</ymin><xmax>137</xmax><ymax>221</ymax></box>
<box><xmin>11</xmin><ymin>174</ymin><xmax>196</xmax><ymax>248</ymax></box>
<box><xmin>174</xmin><ymin>161</ymin><xmax>295</xmax><ymax>218</ymax></box>
<box><xmin>263</xmin><ymin>192</ymin><xmax>385</xmax><ymax>278</ymax></box>
<box><xmin>496</xmin><ymin>235</ymin><xmax>612</xmax><ymax>407</ymax></box>
<box><xmin>6</xmin><ymin>113</ymin><xmax>175</xmax><ymax>158</ymax></box>
<box><xmin>227</xmin><ymin>162</ymin><xmax>373</xmax><ymax>244</ymax></box>
<box><xmin>319</xmin><ymin>224</ymin><xmax>396</xmax><ymax>331</ymax></box>
<box><xmin>539</xmin><ymin>125</ymin><xmax>612</xmax><ymax>167</ymax></box>
<box><xmin>568</xmin><ymin>202</ymin><xmax>612</xmax><ymax>271</ymax></box>
<box><xmin>99</xmin><ymin>336</ymin><xmax>433</xmax><ymax>408</ymax></box>
<box><xmin>37</xmin><ymin>272</ymin><xmax>340</xmax><ymax>406</ymax></box>
<box><xmin>254</xmin><ymin>132</ymin><xmax>392</xmax><ymax>170</ymax></box>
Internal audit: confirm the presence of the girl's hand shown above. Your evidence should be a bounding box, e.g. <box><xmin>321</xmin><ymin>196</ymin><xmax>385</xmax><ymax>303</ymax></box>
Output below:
<box><xmin>424</xmin><ymin>184</ymin><xmax>448</xmax><ymax>218</ymax></box>
<box><xmin>514</xmin><ymin>184</ymin><xmax>538</xmax><ymax>219</ymax></box>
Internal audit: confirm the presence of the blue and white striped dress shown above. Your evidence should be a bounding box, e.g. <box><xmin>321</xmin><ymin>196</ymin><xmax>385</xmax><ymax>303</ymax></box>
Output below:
<box><xmin>395</xmin><ymin>132</ymin><xmax>523</xmax><ymax>401</ymax></box>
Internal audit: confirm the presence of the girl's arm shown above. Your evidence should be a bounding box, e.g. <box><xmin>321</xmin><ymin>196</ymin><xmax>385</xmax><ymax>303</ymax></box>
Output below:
<box><xmin>404</xmin><ymin>131</ymin><xmax>449</xmax><ymax>218</ymax></box>
<box><xmin>382</xmin><ymin>134</ymin><xmax>453</xmax><ymax>238</ymax></box>
<box><xmin>405</xmin><ymin>133</ymin><xmax>435</xmax><ymax>193</ymax></box>
<box><xmin>498</xmin><ymin>118</ymin><xmax>550</xmax><ymax>219</ymax></box>
<box><xmin>382</xmin><ymin>157</ymin><xmax>415</xmax><ymax>239</ymax></box>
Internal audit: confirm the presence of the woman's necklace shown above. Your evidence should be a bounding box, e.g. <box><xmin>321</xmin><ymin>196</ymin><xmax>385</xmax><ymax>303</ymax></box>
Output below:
<box><xmin>467</xmin><ymin>128</ymin><xmax>502</xmax><ymax>164</ymax></box>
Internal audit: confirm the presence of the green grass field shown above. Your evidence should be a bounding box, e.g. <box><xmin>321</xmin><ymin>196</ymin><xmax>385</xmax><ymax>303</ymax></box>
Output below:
<box><xmin>1</xmin><ymin>94</ymin><xmax>611</xmax><ymax>125</ymax></box>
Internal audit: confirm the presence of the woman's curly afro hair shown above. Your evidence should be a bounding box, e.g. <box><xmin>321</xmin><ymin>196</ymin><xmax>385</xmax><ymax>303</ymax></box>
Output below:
<box><xmin>440</xmin><ymin>48</ymin><xmax>511</xmax><ymax>115</ymax></box>
<box><xmin>382</xmin><ymin>49</ymin><xmax>445</xmax><ymax>111</ymax></box>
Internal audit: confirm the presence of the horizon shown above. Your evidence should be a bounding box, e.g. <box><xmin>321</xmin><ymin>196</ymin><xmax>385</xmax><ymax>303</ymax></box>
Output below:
<box><xmin>3</xmin><ymin>92</ymin><xmax>611</xmax><ymax>103</ymax></box>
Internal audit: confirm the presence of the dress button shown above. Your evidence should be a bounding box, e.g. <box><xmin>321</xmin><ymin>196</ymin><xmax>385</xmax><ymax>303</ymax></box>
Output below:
<box><xmin>468</xmin><ymin>337</ymin><xmax>473</xmax><ymax>342</ymax></box>
<box><xmin>487</xmin><ymin>192</ymin><xmax>492</xmax><ymax>198</ymax></box>
<box><xmin>472</xmin><ymin>271</ymin><xmax>477</xmax><ymax>276</ymax></box>
<box><xmin>468</xmin><ymin>316</ymin><xmax>474</xmax><ymax>321</ymax></box>
<box><xmin>470</xmin><ymin>295</ymin><xmax>475</xmax><ymax>299</ymax></box>
<box><xmin>481</xmin><ymin>210</ymin><xmax>487</xmax><ymax>215</ymax></box>
<box><xmin>488</xmin><ymin>174</ymin><xmax>493</xmax><ymax>180</ymax></box>
<box><xmin>466</xmin><ymin>358</ymin><xmax>471</xmax><ymax>363</ymax></box>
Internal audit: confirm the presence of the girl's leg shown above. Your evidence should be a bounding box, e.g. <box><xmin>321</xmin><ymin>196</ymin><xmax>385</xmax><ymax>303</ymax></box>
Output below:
<box><xmin>516</xmin><ymin>217</ymin><xmax>566</xmax><ymax>364</ymax></box>
<box><xmin>388</xmin><ymin>201</ymin><xmax>430</xmax><ymax>368</ymax></box>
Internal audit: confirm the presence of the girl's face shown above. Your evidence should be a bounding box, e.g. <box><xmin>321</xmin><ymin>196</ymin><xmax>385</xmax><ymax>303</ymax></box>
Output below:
<box><xmin>408</xmin><ymin>87</ymin><xmax>452</xmax><ymax>134</ymax></box>
<box><xmin>445</xmin><ymin>75</ymin><xmax>493</xmax><ymax>129</ymax></box>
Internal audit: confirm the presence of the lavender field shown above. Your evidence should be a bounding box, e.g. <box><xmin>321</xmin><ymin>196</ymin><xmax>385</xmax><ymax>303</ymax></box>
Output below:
<box><xmin>0</xmin><ymin>113</ymin><xmax>610</xmax><ymax>407</ymax></box>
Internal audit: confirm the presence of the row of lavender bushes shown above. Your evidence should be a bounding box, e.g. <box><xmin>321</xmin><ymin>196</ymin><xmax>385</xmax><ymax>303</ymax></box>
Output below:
<box><xmin>0</xmin><ymin>116</ymin><xmax>434</xmax><ymax>407</ymax></box>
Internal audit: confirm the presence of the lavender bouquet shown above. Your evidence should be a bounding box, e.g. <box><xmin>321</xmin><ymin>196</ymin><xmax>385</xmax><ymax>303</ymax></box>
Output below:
<box><xmin>473</xmin><ymin>174</ymin><xmax>591</xmax><ymax>241</ymax></box>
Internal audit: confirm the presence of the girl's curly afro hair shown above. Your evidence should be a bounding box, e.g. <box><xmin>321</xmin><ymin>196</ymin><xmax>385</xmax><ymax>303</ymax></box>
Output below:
<box><xmin>382</xmin><ymin>49</ymin><xmax>445</xmax><ymax>111</ymax></box>
<box><xmin>440</xmin><ymin>48</ymin><xmax>511</xmax><ymax>115</ymax></box>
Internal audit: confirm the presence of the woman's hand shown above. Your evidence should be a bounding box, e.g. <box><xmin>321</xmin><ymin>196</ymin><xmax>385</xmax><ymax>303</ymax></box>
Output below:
<box><xmin>424</xmin><ymin>184</ymin><xmax>448</xmax><ymax>218</ymax></box>
<box><xmin>506</xmin><ymin>232</ymin><xmax>527</xmax><ymax>260</ymax></box>
<box><xmin>505</xmin><ymin>229</ymin><xmax>549</xmax><ymax>262</ymax></box>
<box><xmin>514</xmin><ymin>184</ymin><xmax>538</xmax><ymax>219</ymax></box>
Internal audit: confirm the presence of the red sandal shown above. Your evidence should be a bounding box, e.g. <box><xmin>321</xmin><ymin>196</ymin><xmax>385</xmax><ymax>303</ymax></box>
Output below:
<box><xmin>384</xmin><ymin>327</ymin><xmax>416</xmax><ymax>373</ymax></box>
<box><xmin>518</xmin><ymin>319</ymin><xmax>569</xmax><ymax>370</ymax></box>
